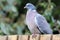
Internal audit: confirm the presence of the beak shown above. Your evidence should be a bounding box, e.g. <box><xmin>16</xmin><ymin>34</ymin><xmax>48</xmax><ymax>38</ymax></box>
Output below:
<box><xmin>24</xmin><ymin>6</ymin><xmax>26</xmax><ymax>8</ymax></box>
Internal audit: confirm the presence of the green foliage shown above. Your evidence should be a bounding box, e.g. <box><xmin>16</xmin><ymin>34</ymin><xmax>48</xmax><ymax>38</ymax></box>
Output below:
<box><xmin>0</xmin><ymin>0</ymin><xmax>60</xmax><ymax>35</ymax></box>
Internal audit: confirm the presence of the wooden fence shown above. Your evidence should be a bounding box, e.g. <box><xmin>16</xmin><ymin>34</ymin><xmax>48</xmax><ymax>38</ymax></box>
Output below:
<box><xmin>0</xmin><ymin>34</ymin><xmax>60</xmax><ymax>40</ymax></box>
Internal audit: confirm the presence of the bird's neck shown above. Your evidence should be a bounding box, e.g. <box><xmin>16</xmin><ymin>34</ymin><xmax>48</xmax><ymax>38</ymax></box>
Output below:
<box><xmin>26</xmin><ymin>9</ymin><xmax>37</xmax><ymax>17</ymax></box>
<box><xmin>28</xmin><ymin>9</ymin><xmax>36</xmax><ymax>11</ymax></box>
<box><xmin>27</xmin><ymin>9</ymin><xmax>37</xmax><ymax>15</ymax></box>
<box><xmin>27</xmin><ymin>9</ymin><xmax>37</xmax><ymax>14</ymax></box>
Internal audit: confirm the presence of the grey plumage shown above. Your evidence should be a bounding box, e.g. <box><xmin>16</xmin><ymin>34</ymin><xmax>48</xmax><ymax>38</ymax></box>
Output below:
<box><xmin>24</xmin><ymin>3</ymin><xmax>53</xmax><ymax>34</ymax></box>
<box><xmin>35</xmin><ymin>14</ymin><xmax>52</xmax><ymax>34</ymax></box>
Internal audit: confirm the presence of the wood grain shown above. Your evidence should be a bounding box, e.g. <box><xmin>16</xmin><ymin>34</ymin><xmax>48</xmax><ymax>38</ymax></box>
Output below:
<box><xmin>18</xmin><ymin>35</ymin><xmax>28</xmax><ymax>40</ymax></box>
<box><xmin>0</xmin><ymin>36</ymin><xmax>7</xmax><ymax>40</ymax></box>
<box><xmin>40</xmin><ymin>34</ymin><xmax>51</xmax><ymax>40</ymax></box>
<box><xmin>0</xmin><ymin>34</ymin><xmax>60</xmax><ymax>40</ymax></box>
<box><xmin>8</xmin><ymin>35</ymin><xmax>17</xmax><ymax>40</ymax></box>
<box><xmin>52</xmin><ymin>34</ymin><xmax>60</xmax><ymax>40</ymax></box>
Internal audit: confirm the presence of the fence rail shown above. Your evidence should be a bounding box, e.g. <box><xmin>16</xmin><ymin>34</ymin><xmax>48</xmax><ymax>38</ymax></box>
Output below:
<box><xmin>0</xmin><ymin>34</ymin><xmax>60</xmax><ymax>40</ymax></box>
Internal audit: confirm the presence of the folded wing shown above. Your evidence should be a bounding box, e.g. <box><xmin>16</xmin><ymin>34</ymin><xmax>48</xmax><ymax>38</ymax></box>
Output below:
<box><xmin>35</xmin><ymin>14</ymin><xmax>53</xmax><ymax>34</ymax></box>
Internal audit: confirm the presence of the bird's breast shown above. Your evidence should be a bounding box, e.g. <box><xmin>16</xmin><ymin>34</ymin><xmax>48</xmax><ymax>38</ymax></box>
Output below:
<box><xmin>26</xmin><ymin>11</ymin><xmax>35</xmax><ymax>26</ymax></box>
<box><xmin>25</xmin><ymin>11</ymin><xmax>40</xmax><ymax>34</ymax></box>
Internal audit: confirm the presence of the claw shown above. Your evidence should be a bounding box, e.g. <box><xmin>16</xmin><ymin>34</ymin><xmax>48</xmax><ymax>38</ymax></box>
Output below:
<box><xmin>32</xmin><ymin>34</ymin><xmax>37</xmax><ymax>38</ymax></box>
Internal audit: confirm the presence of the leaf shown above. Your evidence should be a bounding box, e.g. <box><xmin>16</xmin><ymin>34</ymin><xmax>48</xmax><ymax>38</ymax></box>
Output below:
<box><xmin>0</xmin><ymin>10</ymin><xmax>5</xmax><ymax>17</ymax></box>
<box><xmin>43</xmin><ymin>3</ymin><xmax>55</xmax><ymax>21</ymax></box>
<box><xmin>51</xmin><ymin>16</ymin><xmax>55</xmax><ymax>23</ymax></box>
<box><xmin>13</xmin><ymin>23</ymin><xmax>25</xmax><ymax>34</ymax></box>
<box><xmin>11</xmin><ymin>5</ymin><xmax>17</xmax><ymax>12</ymax></box>
<box><xmin>0</xmin><ymin>0</ymin><xmax>6</xmax><ymax>2</ymax></box>
<box><xmin>3</xmin><ymin>5</ymin><xmax>18</xmax><ymax>18</ymax></box>
<box><xmin>7</xmin><ymin>0</ymin><xmax>15</xmax><ymax>5</ymax></box>
<box><xmin>17</xmin><ymin>26</ymin><xmax>23</xmax><ymax>35</ymax></box>
<box><xmin>0</xmin><ymin>22</ymin><xmax>10</xmax><ymax>35</ymax></box>
<box><xmin>3</xmin><ymin>5</ymin><xmax>17</xmax><ymax>12</ymax></box>
<box><xmin>5</xmin><ymin>24</ymin><xmax>14</xmax><ymax>32</ymax></box>
<box><xmin>57</xmin><ymin>20</ymin><xmax>60</xmax><ymax>25</ymax></box>
<box><xmin>38</xmin><ymin>2</ymin><xmax>47</xmax><ymax>8</ymax></box>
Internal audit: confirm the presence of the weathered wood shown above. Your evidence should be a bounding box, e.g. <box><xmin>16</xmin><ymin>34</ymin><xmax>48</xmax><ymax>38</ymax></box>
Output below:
<box><xmin>29</xmin><ymin>34</ymin><xmax>40</xmax><ymax>40</ymax></box>
<box><xmin>40</xmin><ymin>34</ymin><xmax>51</xmax><ymax>40</ymax></box>
<box><xmin>0</xmin><ymin>36</ymin><xmax>7</xmax><ymax>40</ymax></box>
<box><xmin>52</xmin><ymin>34</ymin><xmax>60</xmax><ymax>40</ymax></box>
<box><xmin>8</xmin><ymin>35</ymin><xmax>17</xmax><ymax>40</ymax></box>
<box><xmin>0</xmin><ymin>34</ymin><xmax>60</xmax><ymax>40</ymax></box>
<box><xmin>18</xmin><ymin>35</ymin><xmax>28</xmax><ymax>40</ymax></box>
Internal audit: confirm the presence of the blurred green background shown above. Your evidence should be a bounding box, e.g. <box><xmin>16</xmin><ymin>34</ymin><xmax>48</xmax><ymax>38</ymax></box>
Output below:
<box><xmin>0</xmin><ymin>0</ymin><xmax>60</xmax><ymax>35</ymax></box>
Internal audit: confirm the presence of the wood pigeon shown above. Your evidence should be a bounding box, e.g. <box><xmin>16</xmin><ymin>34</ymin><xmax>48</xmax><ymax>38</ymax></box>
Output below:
<box><xmin>24</xmin><ymin>3</ymin><xmax>53</xmax><ymax>35</ymax></box>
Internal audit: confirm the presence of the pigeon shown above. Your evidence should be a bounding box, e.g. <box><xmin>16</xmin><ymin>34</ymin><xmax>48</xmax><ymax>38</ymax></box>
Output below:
<box><xmin>24</xmin><ymin>3</ymin><xmax>53</xmax><ymax>38</ymax></box>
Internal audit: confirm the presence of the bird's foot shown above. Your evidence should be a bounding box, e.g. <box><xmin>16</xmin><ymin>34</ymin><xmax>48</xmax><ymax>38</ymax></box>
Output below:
<box><xmin>32</xmin><ymin>34</ymin><xmax>37</xmax><ymax>38</ymax></box>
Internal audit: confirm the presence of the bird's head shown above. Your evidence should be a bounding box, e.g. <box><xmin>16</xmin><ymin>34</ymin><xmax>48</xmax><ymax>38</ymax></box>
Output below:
<box><xmin>24</xmin><ymin>3</ymin><xmax>36</xmax><ymax>10</ymax></box>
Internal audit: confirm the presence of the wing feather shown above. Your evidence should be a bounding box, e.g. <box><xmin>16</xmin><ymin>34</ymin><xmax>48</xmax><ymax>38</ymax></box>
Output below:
<box><xmin>35</xmin><ymin>14</ymin><xmax>52</xmax><ymax>34</ymax></box>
